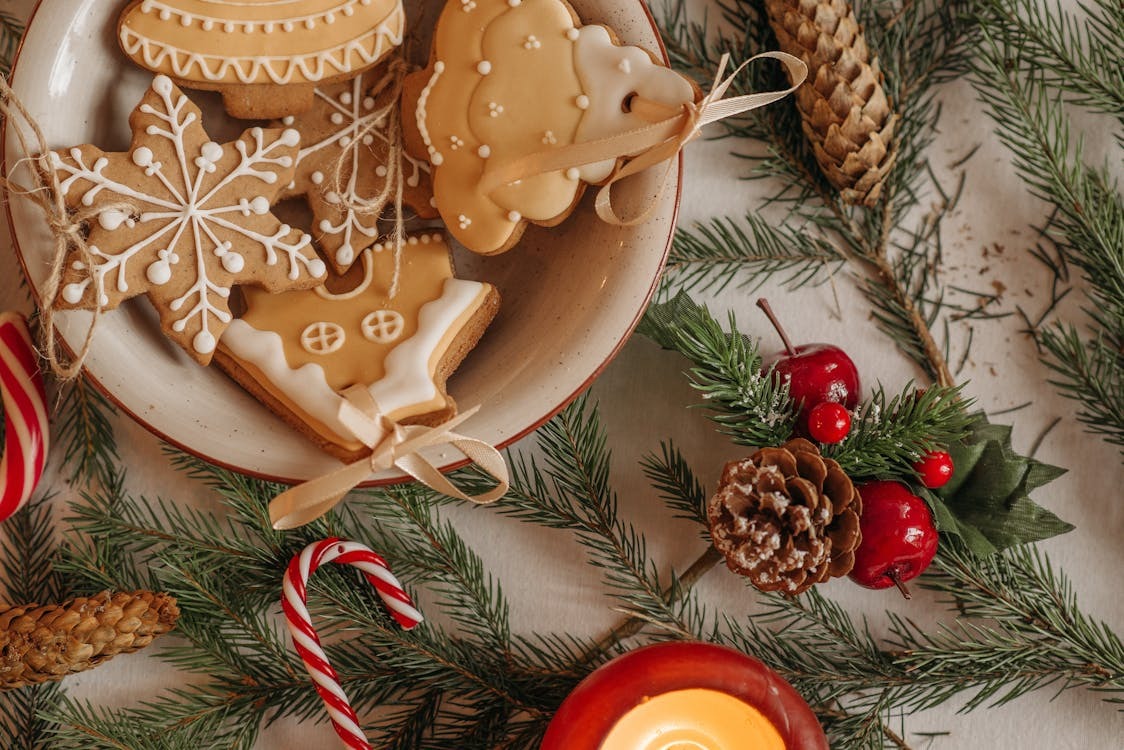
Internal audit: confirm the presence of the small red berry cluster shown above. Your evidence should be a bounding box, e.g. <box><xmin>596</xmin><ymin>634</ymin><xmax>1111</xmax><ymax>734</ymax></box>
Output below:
<box><xmin>757</xmin><ymin>299</ymin><xmax>956</xmax><ymax>597</ymax></box>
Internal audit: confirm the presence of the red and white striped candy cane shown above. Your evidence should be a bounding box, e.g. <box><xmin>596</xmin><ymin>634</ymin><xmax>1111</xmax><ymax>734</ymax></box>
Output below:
<box><xmin>282</xmin><ymin>538</ymin><xmax>423</xmax><ymax>750</ymax></box>
<box><xmin>0</xmin><ymin>312</ymin><xmax>49</xmax><ymax>522</ymax></box>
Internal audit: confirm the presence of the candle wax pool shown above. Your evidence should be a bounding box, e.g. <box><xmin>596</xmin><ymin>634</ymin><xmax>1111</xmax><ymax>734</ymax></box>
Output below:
<box><xmin>599</xmin><ymin>688</ymin><xmax>786</xmax><ymax>750</ymax></box>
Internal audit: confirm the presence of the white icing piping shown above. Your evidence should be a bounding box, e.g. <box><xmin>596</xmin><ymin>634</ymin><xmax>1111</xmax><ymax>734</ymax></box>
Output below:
<box><xmin>119</xmin><ymin>7</ymin><xmax>405</xmax><ymax>85</ymax></box>
<box><xmin>314</xmin><ymin>233</ymin><xmax>443</xmax><ymax>301</ymax></box>
<box><xmin>315</xmin><ymin>247</ymin><xmax>376</xmax><ymax>301</ymax></box>
<box><xmin>294</xmin><ymin>75</ymin><xmax>429</xmax><ymax>267</ymax></box>
<box><xmin>222</xmin><ymin>319</ymin><xmax>354</xmax><ymax>442</ymax></box>
<box><xmin>140</xmin><ymin>0</ymin><xmax>376</xmax><ymax>32</ymax></box>
<box><xmin>416</xmin><ymin>61</ymin><xmax>445</xmax><ymax>166</ymax></box>
<box><xmin>368</xmin><ymin>277</ymin><xmax>485</xmax><ymax>417</ymax></box>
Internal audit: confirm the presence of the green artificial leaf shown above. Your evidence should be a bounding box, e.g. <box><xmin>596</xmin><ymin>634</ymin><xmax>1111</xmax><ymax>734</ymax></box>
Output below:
<box><xmin>637</xmin><ymin>291</ymin><xmax>711</xmax><ymax>350</ymax></box>
<box><xmin>922</xmin><ymin>412</ymin><xmax>1073</xmax><ymax>557</ymax></box>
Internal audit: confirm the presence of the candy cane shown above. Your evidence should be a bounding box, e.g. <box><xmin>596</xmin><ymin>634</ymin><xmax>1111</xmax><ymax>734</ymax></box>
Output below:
<box><xmin>282</xmin><ymin>538</ymin><xmax>423</xmax><ymax>750</ymax></box>
<box><xmin>0</xmin><ymin>312</ymin><xmax>49</xmax><ymax>523</ymax></box>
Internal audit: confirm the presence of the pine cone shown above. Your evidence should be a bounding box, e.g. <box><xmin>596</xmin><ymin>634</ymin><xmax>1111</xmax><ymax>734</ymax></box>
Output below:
<box><xmin>0</xmin><ymin>590</ymin><xmax>180</xmax><ymax>689</ymax></box>
<box><xmin>765</xmin><ymin>0</ymin><xmax>897</xmax><ymax>206</ymax></box>
<box><xmin>707</xmin><ymin>439</ymin><xmax>862</xmax><ymax>595</ymax></box>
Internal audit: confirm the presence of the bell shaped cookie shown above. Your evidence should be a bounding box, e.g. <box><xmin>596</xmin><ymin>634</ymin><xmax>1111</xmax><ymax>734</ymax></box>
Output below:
<box><xmin>215</xmin><ymin>233</ymin><xmax>499</xmax><ymax>461</ymax></box>
<box><xmin>403</xmin><ymin>0</ymin><xmax>699</xmax><ymax>255</ymax></box>
<box><xmin>119</xmin><ymin>0</ymin><xmax>405</xmax><ymax>119</ymax></box>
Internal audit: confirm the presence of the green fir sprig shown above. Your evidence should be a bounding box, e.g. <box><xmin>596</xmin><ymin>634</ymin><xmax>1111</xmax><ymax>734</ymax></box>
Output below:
<box><xmin>34</xmin><ymin>398</ymin><xmax>1122</xmax><ymax>750</ymax></box>
<box><xmin>640</xmin><ymin>292</ymin><xmax>974</xmax><ymax>479</ymax></box>
<box><xmin>970</xmin><ymin>0</ymin><xmax>1124</xmax><ymax>454</ymax></box>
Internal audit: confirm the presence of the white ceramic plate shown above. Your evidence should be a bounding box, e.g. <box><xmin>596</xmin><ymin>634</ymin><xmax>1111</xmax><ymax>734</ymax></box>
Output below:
<box><xmin>4</xmin><ymin>0</ymin><xmax>679</xmax><ymax>483</ymax></box>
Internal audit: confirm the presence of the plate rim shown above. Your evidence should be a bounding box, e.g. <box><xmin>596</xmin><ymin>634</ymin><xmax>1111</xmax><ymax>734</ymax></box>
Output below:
<box><xmin>1</xmin><ymin>0</ymin><xmax>681</xmax><ymax>486</ymax></box>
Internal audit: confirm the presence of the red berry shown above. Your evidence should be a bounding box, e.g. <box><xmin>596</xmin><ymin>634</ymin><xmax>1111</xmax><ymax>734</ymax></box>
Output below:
<box><xmin>806</xmin><ymin>402</ymin><xmax>851</xmax><ymax>443</ymax></box>
<box><xmin>849</xmin><ymin>481</ymin><xmax>939</xmax><ymax>597</ymax></box>
<box><xmin>914</xmin><ymin>450</ymin><xmax>954</xmax><ymax>489</ymax></box>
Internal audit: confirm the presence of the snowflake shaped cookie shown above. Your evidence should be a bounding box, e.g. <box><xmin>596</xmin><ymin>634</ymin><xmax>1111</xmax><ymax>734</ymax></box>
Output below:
<box><xmin>51</xmin><ymin>75</ymin><xmax>327</xmax><ymax>364</ymax></box>
<box><xmin>276</xmin><ymin>67</ymin><xmax>436</xmax><ymax>275</ymax></box>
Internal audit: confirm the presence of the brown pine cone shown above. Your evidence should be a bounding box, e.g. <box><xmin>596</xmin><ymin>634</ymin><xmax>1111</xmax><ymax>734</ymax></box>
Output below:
<box><xmin>707</xmin><ymin>438</ymin><xmax>862</xmax><ymax>596</ymax></box>
<box><xmin>0</xmin><ymin>590</ymin><xmax>180</xmax><ymax>689</ymax></box>
<box><xmin>765</xmin><ymin>0</ymin><xmax>897</xmax><ymax>206</ymax></box>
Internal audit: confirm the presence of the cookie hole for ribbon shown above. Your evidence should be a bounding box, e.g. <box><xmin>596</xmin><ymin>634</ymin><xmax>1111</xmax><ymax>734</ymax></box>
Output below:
<box><xmin>621</xmin><ymin>91</ymin><xmax>639</xmax><ymax>114</ymax></box>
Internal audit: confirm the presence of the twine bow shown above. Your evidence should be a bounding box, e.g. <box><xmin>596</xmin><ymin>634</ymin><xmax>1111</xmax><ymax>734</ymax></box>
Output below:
<box><xmin>269</xmin><ymin>387</ymin><xmax>509</xmax><ymax>530</ymax></box>
<box><xmin>0</xmin><ymin>76</ymin><xmax>139</xmax><ymax>379</ymax></box>
<box><xmin>478</xmin><ymin>51</ymin><xmax>808</xmax><ymax>226</ymax></box>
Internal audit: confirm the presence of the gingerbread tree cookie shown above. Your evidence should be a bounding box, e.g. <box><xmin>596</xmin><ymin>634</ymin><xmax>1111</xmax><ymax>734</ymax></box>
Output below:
<box><xmin>215</xmin><ymin>233</ymin><xmax>499</xmax><ymax>461</ymax></box>
<box><xmin>118</xmin><ymin>0</ymin><xmax>406</xmax><ymax>118</ymax></box>
<box><xmin>50</xmin><ymin>75</ymin><xmax>327</xmax><ymax>364</ymax></box>
<box><xmin>275</xmin><ymin>67</ymin><xmax>436</xmax><ymax>275</ymax></box>
<box><xmin>402</xmin><ymin>0</ymin><xmax>700</xmax><ymax>255</ymax></box>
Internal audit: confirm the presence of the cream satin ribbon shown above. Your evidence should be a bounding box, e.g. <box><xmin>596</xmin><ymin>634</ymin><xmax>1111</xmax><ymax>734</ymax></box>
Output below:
<box><xmin>270</xmin><ymin>387</ymin><xmax>509</xmax><ymax>530</ymax></box>
<box><xmin>478</xmin><ymin>51</ymin><xmax>808</xmax><ymax>227</ymax></box>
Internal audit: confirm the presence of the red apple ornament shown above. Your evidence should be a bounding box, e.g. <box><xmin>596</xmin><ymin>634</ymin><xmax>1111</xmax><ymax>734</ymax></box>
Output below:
<box><xmin>849</xmin><ymin>481</ymin><xmax>939</xmax><ymax>598</ymax></box>
<box><xmin>756</xmin><ymin>299</ymin><xmax>861</xmax><ymax>423</ymax></box>
<box><xmin>541</xmin><ymin>642</ymin><xmax>828</xmax><ymax>750</ymax></box>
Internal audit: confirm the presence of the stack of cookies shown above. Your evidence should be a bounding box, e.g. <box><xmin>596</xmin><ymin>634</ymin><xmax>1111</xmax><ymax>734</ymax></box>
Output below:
<box><xmin>49</xmin><ymin>0</ymin><xmax>702</xmax><ymax>460</ymax></box>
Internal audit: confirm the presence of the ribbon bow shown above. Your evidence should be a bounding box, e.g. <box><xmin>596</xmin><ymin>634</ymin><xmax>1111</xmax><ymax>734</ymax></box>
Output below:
<box><xmin>269</xmin><ymin>387</ymin><xmax>509</xmax><ymax>530</ymax></box>
<box><xmin>478</xmin><ymin>51</ymin><xmax>808</xmax><ymax>226</ymax></box>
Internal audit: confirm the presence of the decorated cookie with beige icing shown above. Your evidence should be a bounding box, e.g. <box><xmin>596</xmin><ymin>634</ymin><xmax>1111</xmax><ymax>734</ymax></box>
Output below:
<box><xmin>274</xmin><ymin>65</ymin><xmax>437</xmax><ymax>275</ymax></box>
<box><xmin>215</xmin><ymin>233</ymin><xmax>500</xmax><ymax>461</ymax></box>
<box><xmin>49</xmin><ymin>75</ymin><xmax>327</xmax><ymax>365</ymax></box>
<box><xmin>401</xmin><ymin>0</ymin><xmax>700</xmax><ymax>255</ymax></box>
<box><xmin>118</xmin><ymin>0</ymin><xmax>406</xmax><ymax>119</ymax></box>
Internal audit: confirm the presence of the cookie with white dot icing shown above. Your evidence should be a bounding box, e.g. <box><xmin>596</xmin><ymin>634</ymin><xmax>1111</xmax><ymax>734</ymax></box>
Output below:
<box><xmin>402</xmin><ymin>0</ymin><xmax>700</xmax><ymax>255</ymax></box>
<box><xmin>49</xmin><ymin>75</ymin><xmax>327</xmax><ymax>366</ymax></box>
<box><xmin>214</xmin><ymin>233</ymin><xmax>500</xmax><ymax>461</ymax></box>
<box><xmin>118</xmin><ymin>0</ymin><xmax>406</xmax><ymax>119</ymax></box>
<box><xmin>272</xmin><ymin>66</ymin><xmax>437</xmax><ymax>276</ymax></box>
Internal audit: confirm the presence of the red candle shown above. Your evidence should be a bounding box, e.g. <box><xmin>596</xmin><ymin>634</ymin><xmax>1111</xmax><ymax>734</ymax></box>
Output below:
<box><xmin>542</xmin><ymin>642</ymin><xmax>827</xmax><ymax>750</ymax></box>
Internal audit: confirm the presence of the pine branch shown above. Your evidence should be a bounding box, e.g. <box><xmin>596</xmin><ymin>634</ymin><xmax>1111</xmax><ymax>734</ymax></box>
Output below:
<box><xmin>493</xmin><ymin>394</ymin><xmax>698</xmax><ymax>637</ymax></box>
<box><xmin>55</xmin><ymin>376</ymin><xmax>120</xmax><ymax>490</ymax></box>
<box><xmin>975</xmin><ymin>0</ymin><xmax>1124</xmax><ymax>123</ymax></box>
<box><xmin>0</xmin><ymin>497</ymin><xmax>67</xmax><ymax>605</ymax></box>
<box><xmin>969</xmin><ymin>19</ymin><xmax>1124</xmax><ymax>452</ymax></box>
<box><xmin>640</xmin><ymin>441</ymin><xmax>709</xmax><ymax>530</ymax></box>
<box><xmin>824</xmin><ymin>384</ymin><xmax>973</xmax><ymax>480</ymax></box>
<box><xmin>352</xmin><ymin>486</ymin><xmax>511</xmax><ymax>650</ymax></box>
<box><xmin>665</xmin><ymin>214</ymin><xmax>845</xmax><ymax>294</ymax></box>
<box><xmin>638</xmin><ymin>293</ymin><xmax>798</xmax><ymax>447</ymax></box>
<box><xmin>1037</xmin><ymin>324</ymin><xmax>1124</xmax><ymax>449</ymax></box>
<box><xmin>0</xmin><ymin>682</ymin><xmax>63</xmax><ymax>750</ymax></box>
<box><xmin>640</xmin><ymin>292</ymin><xmax>974</xmax><ymax>471</ymax></box>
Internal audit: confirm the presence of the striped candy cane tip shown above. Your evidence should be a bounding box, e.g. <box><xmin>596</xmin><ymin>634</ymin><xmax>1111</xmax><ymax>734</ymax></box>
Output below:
<box><xmin>282</xmin><ymin>539</ymin><xmax>422</xmax><ymax>749</ymax></box>
<box><xmin>0</xmin><ymin>312</ymin><xmax>49</xmax><ymax>524</ymax></box>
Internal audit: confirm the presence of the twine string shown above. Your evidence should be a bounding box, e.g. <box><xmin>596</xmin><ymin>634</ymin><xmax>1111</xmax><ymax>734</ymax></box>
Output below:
<box><xmin>0</xmin><ymin>76</ymin><xmax>136</xmax><ymax>379</ymax></box>
<box><xmin>322</xmin><ymin>58</ymin><xmax>411</xmax><ymax>298</ymax></box>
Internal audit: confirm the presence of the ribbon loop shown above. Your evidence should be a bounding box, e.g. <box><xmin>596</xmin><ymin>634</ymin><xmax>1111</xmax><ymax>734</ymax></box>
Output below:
<box><xmin>478</xmin><ymin>51</ymin><xmax>808</xmax><ymax>227</ymax></box>
<box><xmin>269</xmin><ymin>393</ymin><xmax>509</xmax><ymax>530</ymax></box>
